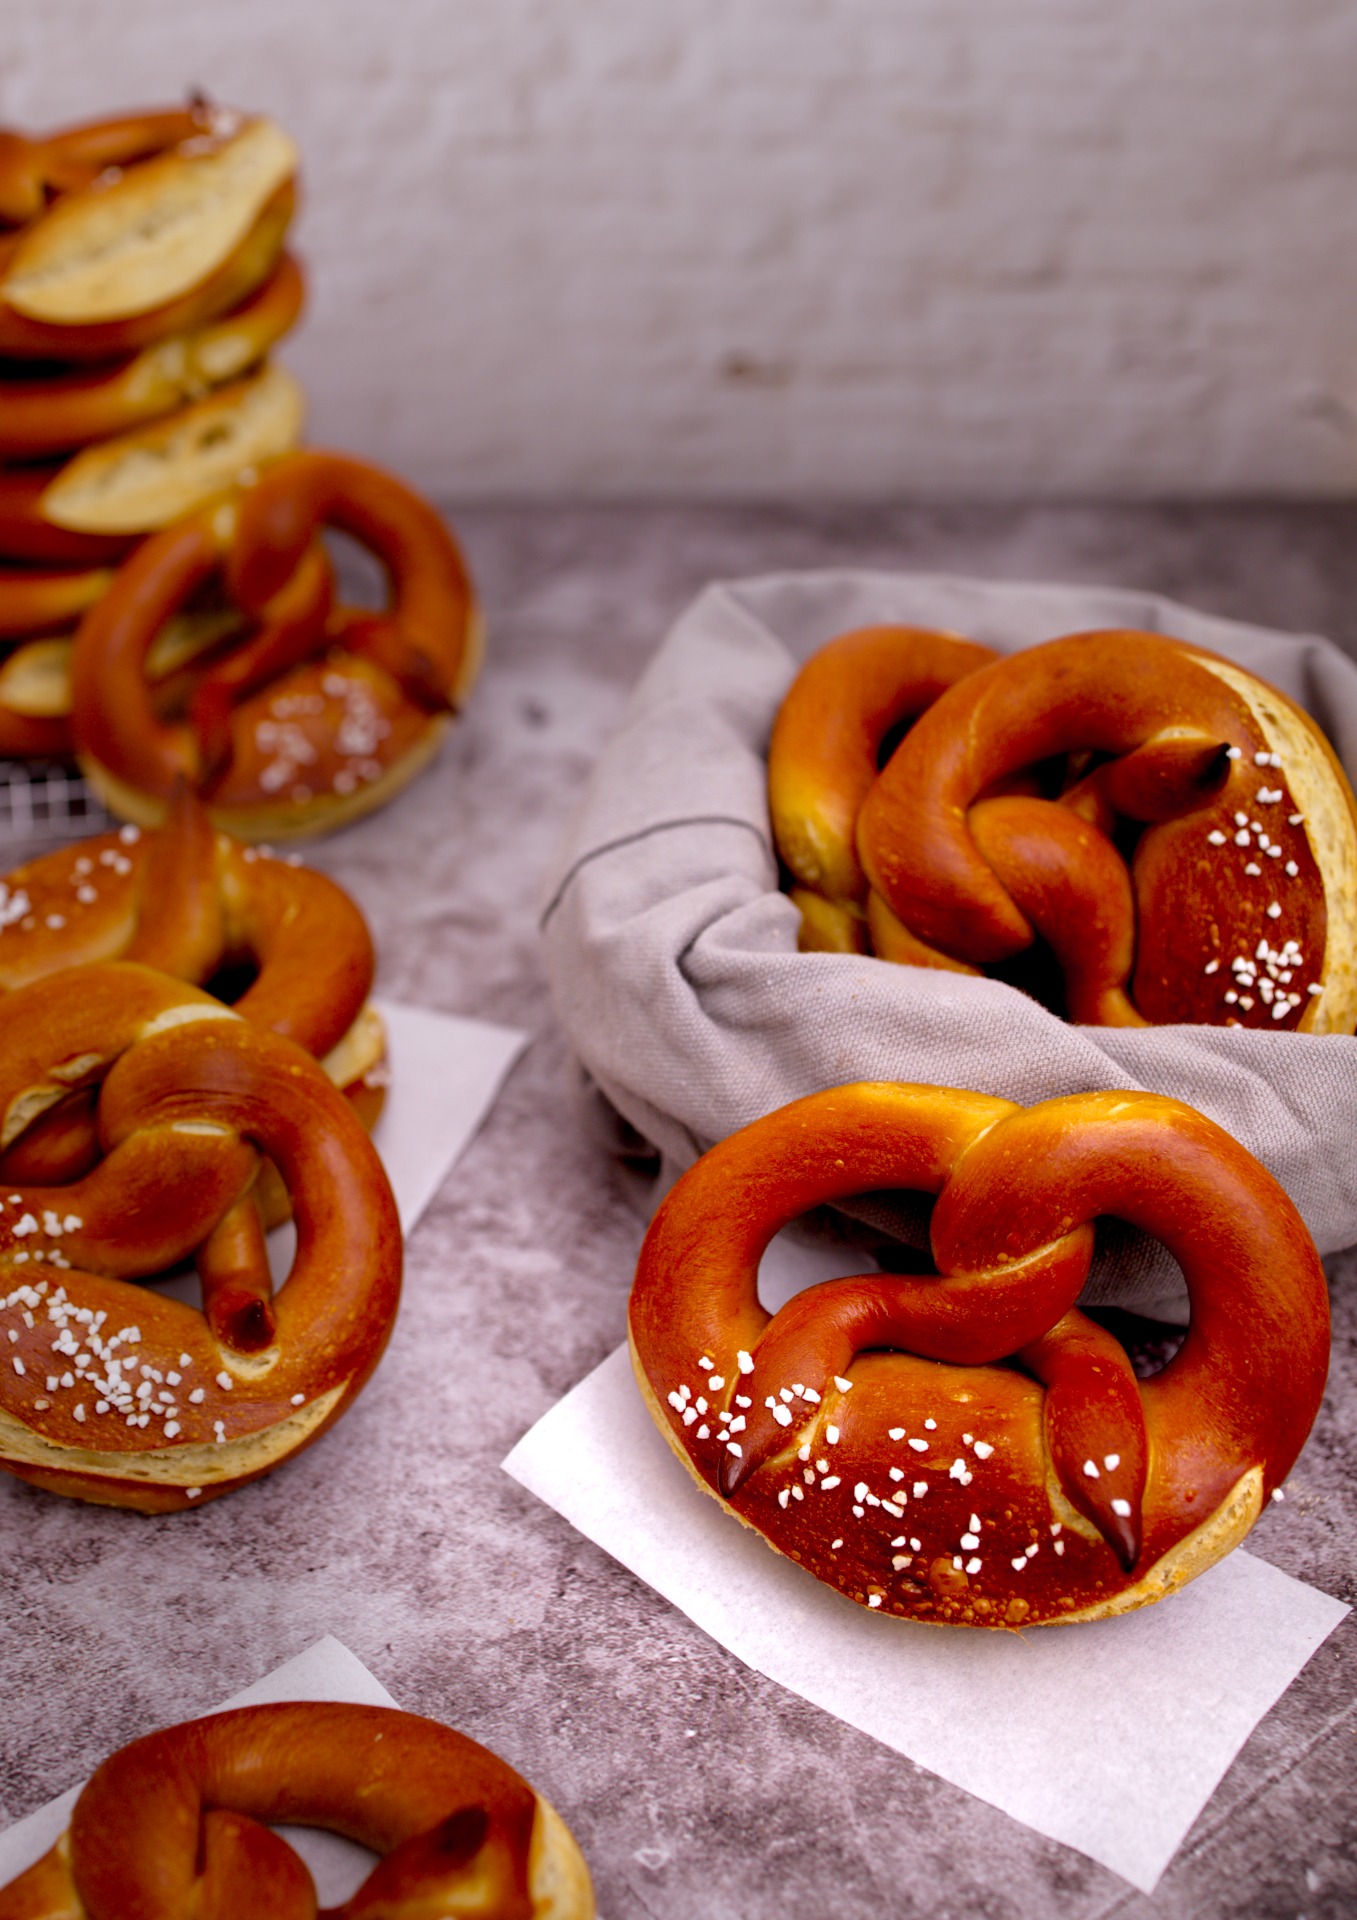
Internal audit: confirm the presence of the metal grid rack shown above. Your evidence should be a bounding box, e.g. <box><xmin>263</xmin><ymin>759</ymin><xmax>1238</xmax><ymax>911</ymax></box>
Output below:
<box><xmin>0</xmin><ymin>761</ymin><xmax>111</xmax><ymax>849</ymax></box>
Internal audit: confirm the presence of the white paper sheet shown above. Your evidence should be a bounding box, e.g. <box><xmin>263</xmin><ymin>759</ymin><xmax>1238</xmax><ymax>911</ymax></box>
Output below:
<box><xmin>502</xmin><ymin>1235</ymin><xmax>1349</xmax><ymax>1895</ymax></box>
<box><xmin>0</xmin><ymin>1638</ymin><xmax>396</xmax><ymax>1903</ymax></box>
<box><xmin>369</xmin><ymin>1001</ymin><xmax>528</xmax><ymax>1235</ymax></box>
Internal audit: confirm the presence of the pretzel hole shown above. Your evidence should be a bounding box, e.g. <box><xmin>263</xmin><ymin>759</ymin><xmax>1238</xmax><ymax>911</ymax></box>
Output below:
<box><xmin>324</xmin><ymin>527</ymin><xmax>387</xmax><ymax>611</ymax></box>
<box><xmin>199</xmin><ymin>954</ymin><xmax>260</xmax><ymax>1005</ymax></box>
<box><xmin>1084</xmin><ymin>1305</ymin><xmax>1187</xmax><ymax>1380</ymax></box>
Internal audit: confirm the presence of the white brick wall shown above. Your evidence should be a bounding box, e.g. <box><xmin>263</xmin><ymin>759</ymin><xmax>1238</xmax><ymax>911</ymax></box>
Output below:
<box><xmin>5</xmin><ymin>0</ymin><xmax>1356</xmax><ymax>498</ymax></box>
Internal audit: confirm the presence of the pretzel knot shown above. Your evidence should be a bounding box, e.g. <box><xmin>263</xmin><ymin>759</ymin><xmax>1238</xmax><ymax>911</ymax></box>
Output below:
<box><xmin>0</xmin><ymin>1703</ymin><xmax>595</xmax><ymax>1919</ymax></box>
<box><xmin>629</xmin><ymin>1083</ymin><xmax>1329</xmax><ymax>1627</ymax></box>
<box><xmin>0</xmin><ymin>963</ymin><xmax>401</xmax><ymax>1512</ymax></box>
<box><xmin>71</xmin><ymin>450</ymin><xmax>483</xmax><ymax>841</ymax></box>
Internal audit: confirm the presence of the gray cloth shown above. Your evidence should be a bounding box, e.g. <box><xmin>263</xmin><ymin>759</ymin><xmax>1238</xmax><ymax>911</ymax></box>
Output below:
<box><xmin>540</xmin><ymin>570</ymin><xmax>1357</xmax><ymax>1320</ymax></box>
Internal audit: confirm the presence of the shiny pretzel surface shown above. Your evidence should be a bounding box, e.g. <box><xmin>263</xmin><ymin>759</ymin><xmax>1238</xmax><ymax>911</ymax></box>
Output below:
<box><xmin>773</xmin><ymin>625</ymin><xmax>1357</xmax><ymax>1029</ymax></box>
<box><xmin>0</xmin><ymin>962</ymin><xmax>401</xmax><ymax>1511</ymax></box>
<box><xmin>0</xmin><ymin>1702</ymin><xmax>595</xmax><ymax>1919</ymax></box>
<box><xmin>629</xmin><ymin>1082</ymin><xmax>1329</xmax><ymax>1626</ymax></box>
<box><xmin>71</xmin><ymin>450</ymin><xmax>482</xmax><ymax>840</ymax></box>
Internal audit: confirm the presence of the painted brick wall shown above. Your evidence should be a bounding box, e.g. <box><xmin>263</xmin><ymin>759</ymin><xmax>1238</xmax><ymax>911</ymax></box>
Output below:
<box><xmin>5</xmin><ymin>0</ymin><xmax>1356</xmax><ymax>498</ymax></box>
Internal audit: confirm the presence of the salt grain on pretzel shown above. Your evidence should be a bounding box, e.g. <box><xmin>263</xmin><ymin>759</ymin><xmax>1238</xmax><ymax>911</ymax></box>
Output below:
<box><xmin>0</xmin><ymin>962</ymin><xmax>401</xmax><ymax>1511</ymax></box>
<box><xmin>0</xmin><ymin>1702</ymin><xmax>594</xmax><ymax>1919</ymax></box>
<box><xmin>630</xmin><ymin>1082</ymin><xmax>1329</xmax><ymax>1626</ymax></box>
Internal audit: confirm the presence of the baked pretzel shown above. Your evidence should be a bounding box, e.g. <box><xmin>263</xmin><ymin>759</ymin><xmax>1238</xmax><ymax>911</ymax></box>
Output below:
<box><xmin>0</xmin><ymin>561</ymin><xmax>112</xmax><ymax>637</ymax></box>
<box><xmin>855</xmin><ymin>630</ymin><xmax>1357</xmax><ymax>1031</ymax></box>
<box><xmin>0</xmin><ymin>252</ymin><xmax>304</xmax><ymax>459</ymax></box>
<box><xmin>0</xmin><ymin>115</ymin><xmax>296</xmax><ymax>360</ymax></box>
<box><xmin>769</xmin><ymin>625</ymin><xmax>997</xmax><ymax>953</ymax></box>
<box><xmin>0</xmin><ymin>362</ymin><xmax>305</xmax><ymax>563</ymax></box>
<box><xmin>0</xmin><ymin>962</ymin><xmax>401</xmax><ymax>1511</ymax></box>
<box><xmin>630</xmin><ymin>1082</ymin><xmax>1329</xmax><ymax>1627</ymax></box>
<box><xmin>0</xmin><ymin>792</ymin><xmax>385</xmax><ymax>1137</ymax></box>
<box><xmin>73</xmin><ymin>449</ymin><xmax>483</xmax><ymax>840</ymax></box>
<box><xmin>0</xmin><ymin>105</ymin><xmax>219</xmax><ymax>226</ymax></box>
<box><xmin>0</xmin><ymin>1702</ymin><xmax>595</xmax><ymax>1919</ymax></box>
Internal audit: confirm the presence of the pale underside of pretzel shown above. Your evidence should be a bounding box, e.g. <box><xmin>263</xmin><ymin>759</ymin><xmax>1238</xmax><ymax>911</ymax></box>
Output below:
<box><xmin>0</xmin><ymin>1702</ymin><xmax>595</xmax><ymax>1919</ymax></box>
<box><xmin>0</xmin><ymin>251</ymin><xmax>304</xmax><ymax>460</ymax></box>
<box><xmin>629</xmin><ymin>1082</ymin><xmax>1328</xmax><ymax>1627</ymax></box>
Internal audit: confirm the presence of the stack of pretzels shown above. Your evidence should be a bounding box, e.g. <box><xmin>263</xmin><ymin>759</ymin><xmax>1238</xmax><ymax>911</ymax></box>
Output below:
<box><xmin>770</xmin><ymin>624</ymin><xmax>1357</xmax><ymax>1031</ymax></box>
<box><xmin>0</xmin><ymin>102</ymin><xmax>482</xmax><ymax>839</ymax></box>
<box><xmin>0</xmin><ymin>793</ymin><xmax>402</xmax><ymax>1512</ymax></box>
<box><xmin>0</xmin><ymin>103</ymin><xmax>307</xmax><ymax>759</ymax></box>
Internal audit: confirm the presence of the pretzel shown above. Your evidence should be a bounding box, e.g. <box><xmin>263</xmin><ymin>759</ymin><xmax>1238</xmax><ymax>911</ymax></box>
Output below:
<box><xmin>0</xmin><ymin>962</ymin><xmax>401</xmax><ymax>1511</ymax></box>
<box><xmin>0</xmin><ymin>105</ymin><xmax>219</xmax><ymax>226</ymax></box>
<box><xmin>0</xmin><ymin>362</ymin><xmax>305</xmax><ymax>563</ymax></box>
<box><xmin>0</xmin><ymin>252</ymin><xmax>304</xmax><ymax>459</ymax></box>
<box><xmin>0</xmin><ymin>115</ymin><xmax>296</xmax><ymax>363</ymax></box>
<box><xmin>0</xmin><ymin>795</ymin><xmax>388</xmax><ymax>1200</ymax></box>
<box><xmin>630</xmin><ymin>1081</ymin><xmax>1329</xmax><ymax>1627</ymax></box>
<box><xmin>769</xmin><ymin>624</ymin><xmax>998</xmax><ymax>953</ymax></box>
<box><xmin>0</xmin><ymin>1702</ymin><xmax>595</xmax><ymax>1919</ymax></box>
<box><xmin>73</xmin><ymin>449</ymin><xmax>483</xmax><ymax>840</ymax></box>
<box><xmin>855</xmin><ymin>630</ymin><xmax>1357</xmax><ymax>1031</ymax></box>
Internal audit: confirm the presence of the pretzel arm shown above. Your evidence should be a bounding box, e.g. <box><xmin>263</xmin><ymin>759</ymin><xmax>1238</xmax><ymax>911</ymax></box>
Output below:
<box><xmin>968</xmin><ymin>796</ymin><xmax>1146</xmax><ymax>1026</ymax></box>
<box><xmin>70</xmin><ymin>508</ymin><xmax>226</xmax><ymax>794</ymax></box>
<box><xmin>720</xmin><ymin>1237</ymin><xmax>1092</xmax><ymax>1495</ymax></box>
<box><xmin>1018</xmin><ymin>1309</ymin><xmax>1149</xmax><ymax>1567</ymax></box>
<box><xmin>857</xmin><ymin>631</ymin><xmax>1247</xmax><ymax>963</ymax></box>
<box><xmin>121</xmin><ymin>786</ymin><xmax>226</xmax><ymax>979</ymax></box>
<box><xmin>197</xmin><ymin>1192</ymin><xmax>276</xmax><ymax>1355</ymax></box>
<box><xmin>229</xmin><ymin>451</ymin><xmax>477</xmax><ymax>701</ymax></box>
<box><xmin>769</xmin><ymin>625</ymin><xmax>996</xmax><ymax>903</ymax></box>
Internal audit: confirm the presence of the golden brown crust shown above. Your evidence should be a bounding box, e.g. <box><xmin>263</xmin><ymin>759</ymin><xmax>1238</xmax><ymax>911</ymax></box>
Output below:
<box><xmin>776</xmin><ymin>626</ymin><xmax>1357</xmax><ymax>1031</ymax></box>
<box><xmin>0</xmin><ymin>964</ymin><xmax>402</xmax><ymax>1512</ymax></box>
<box><xmin>629</xmin><ymin>1082</ymin><xmax>1328</xmax><ymax>1627</ymax></box>
<box><xmin>0</xmin><ymin>1702</ymin><xmax>595</xmax><ymax>1918</ymax></box>
<box><xmin>69</xmin><ymin>451</ymin><xmax>482</xmax><ymax>841</ymax></box>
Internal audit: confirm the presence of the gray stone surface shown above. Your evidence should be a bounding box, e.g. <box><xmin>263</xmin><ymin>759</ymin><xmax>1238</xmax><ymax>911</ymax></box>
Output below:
<box><xmin>0</xmin><ymin>503</ymin><xmax>1354</xmax><ymax>1918</ymax></box>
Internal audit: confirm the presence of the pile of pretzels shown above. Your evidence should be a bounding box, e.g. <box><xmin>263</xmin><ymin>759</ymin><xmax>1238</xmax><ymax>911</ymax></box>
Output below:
<box><xmin>0</xmin><ymin>792</ymin><xmax>402</xmax><ymax>1513</ymax></box>
<box><xmin>0</xmin><ymin>102</ymin><xmax>481</xmax><ymax>839</ymax></box>
<box><xmin>769</xmin><ymin>623</ymin><xmax>1357</xmax><ymax>1031</ymax></box>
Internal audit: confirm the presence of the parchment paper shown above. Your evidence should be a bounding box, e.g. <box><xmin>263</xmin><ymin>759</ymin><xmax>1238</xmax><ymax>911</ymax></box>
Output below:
<box><xmin>503</xmin><ymin>1234</ymin><xmax>1348</xmax><ymax>1895</ymax></box>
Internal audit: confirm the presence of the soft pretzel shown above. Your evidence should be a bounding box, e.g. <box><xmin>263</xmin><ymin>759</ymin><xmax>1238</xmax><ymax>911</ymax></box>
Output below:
<box><xmin>0</xmin><ymin>114</ymin><xmax>296</xmax><ymax>360</ymax></box>
<box><xmin>630</xmin><ymin>1082</ymin><xmax>1329</xmax><ymax>1627</ymax></box>
<box><xmin>856</xmin><ymin>630</ymin><xmax>1357</xmax><ymax>1031</ymax></box>
<box><xmin>0</xmin><ymin>362</ymin><xmax>305</xmax><ymax>563</ymax></box>
<box><xmin>73</xmin><ymin>449</ymin><xmax>483</xmax><ymax>840</ymax></box>
<box><xmin>0</xmin><ymin>962</ymin><xmax>401</xmax><ymax>1511</ymax></box>
<box><xmin>0</xmin><ymin>104</ymin><xmax>220</xmax><ymax>226</ymax></box>
<box><xmin>0</xmin><ymin>252</ymin><xmax>304</xmax><ymax>459</ymax></box>
<box><xmin>0</xmin><ymin>793</ymin><xmax>385</xmax><ymax>1129</ymax></box>
<box><xmin>0</xmin><ymin>1702</ymin><xmax>594</xmax><ymax>1919</ymax></box>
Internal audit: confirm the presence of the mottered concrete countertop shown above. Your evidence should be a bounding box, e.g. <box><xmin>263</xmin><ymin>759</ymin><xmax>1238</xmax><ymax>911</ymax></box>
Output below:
<box><xmin>0</xmin><ymin>503</ymin><xmax>1354</xmax><ymax>1920</ymax></box>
